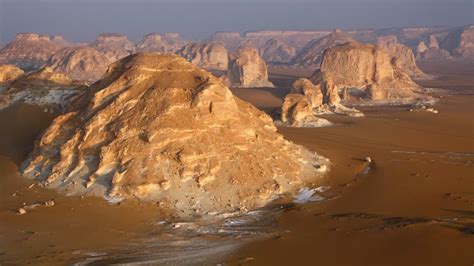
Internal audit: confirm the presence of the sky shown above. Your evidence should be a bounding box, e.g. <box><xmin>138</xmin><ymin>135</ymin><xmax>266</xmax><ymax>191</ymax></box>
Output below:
<box><xmin>0</xmin><ymin>0</ymin><xmax>472</xmax><ymax>44</ymax></box>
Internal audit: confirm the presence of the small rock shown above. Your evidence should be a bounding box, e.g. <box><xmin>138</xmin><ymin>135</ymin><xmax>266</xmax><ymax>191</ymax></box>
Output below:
<box><xmin>17</xmin><ymin>208</ymin><xmax>27</xmax><ymax>215</ymax></box>
<box><xmin>27</xmin><ymin>183</ymin><xmax>35</xmax><ymax>189</ymax></box>
<box><xmin>365</xmin><ymin>157</ymin><xmax>372</xmax><ymax>163</ymax></box>
<box><xmin>11</xmin><ymin>193</ymin><xmax>17</xmax><ymax>197</ymax></box>
<box><xmin>43</xmin><ymin>200</ymin><xmax>55</xmax><ymax>207</ymax></box>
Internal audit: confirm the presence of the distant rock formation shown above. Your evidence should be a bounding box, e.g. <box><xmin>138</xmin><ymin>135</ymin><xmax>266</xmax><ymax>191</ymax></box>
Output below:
<box><xmin>92</xmin><ymin>33</ymin><xmax>135</xmax><ymax>62</ymax></box>
<box><xmin>21</xmin><ymin>53</ymin><xmax>329</xmax><ymax>216</ymax></box>
<box><xmin>310</xmin><ymin>41</ymin><xmax>431</xmax><ymax>105</ymax></box>
<box><xmin>260</xmin><ymin>39</ymin><xmax>296</xmax><ymax>63</ymax></box>
<box><xmin>177</xmin><ymin>42</ymin><xmax>228</xmax><ymax>71</ymax></box>
<box><xmin>416</xmin><ymin>41</ymin><xmax>428</xmax><ymax>54</ymax></box>
<box><xmin>0</xmin><ymin>67</ymin><xmax>85</xmax><ymax>110</ymax></box>
<box><xmin>0</xmin><ymin>33</ymin><xmax>69</xmax><ymax>71</ymax></box>
<box><xmin>440</xmin><ymin>25</ymin><xmax>474</xmax><ymax>59</ymax></box>
<box><xmin>226</xmin><ymin>47</ymin><xmax>274</xmax><ymax>88</ymax></box>
<box><xmin>376</xmin><ymin>35</ymin><xmax>426</xmax><ymax>78</ymax></box>
<box><xmin>291</xmin><ymin>29</ymin><xmax>353</xmax><ymax>68</ymax></box>
<box><xmin>417</xmin><ymin>47</ymin><xmax>453</xmax><ymax>60</ymax></box>
<box><xmin>136</xmin><ymin>33</ymin><xmax>188</xmax><ymax>53</ymax></box>
<box><xmin>47</xmin><ymin>46</ymin><xmax>112</xmax><ymax>82</ymax></box>
<box><xmin>0</xmin><ymin>64</ymin><xmax>24</xmax><ymax>84</ymax></box>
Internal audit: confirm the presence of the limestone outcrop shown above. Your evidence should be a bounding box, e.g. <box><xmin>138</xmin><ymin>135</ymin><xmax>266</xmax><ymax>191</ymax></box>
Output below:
<box><xmin>376</xmin><ymin>35</ymin><xmax>426</xmax><ymax>78</ymax></box>
<box><xmin>291</xmin><ymin>29</ymin><xmax>353</xmax><ymax>69</ymax></box>
<box><xmin>260</xmin><ymin>39</ymin><xmax>296</xmax><ymax>63</ymax></box>
<box><xmin>177</xmin><ymin>42</ymin><xmax>228</xmax><ymax>71</ymax></box>
<box><xmin>226</xmin><ymin>47</ymin><xmax>274</xmax><ymax>88</ymax></box>
<box><xmin>47</xmin><ymin>46</ymin><xmax>112</xmax><ymax>82</ymax></box>
<box><xmin>280</xmin><ymin>77</ymin><xmax>362</xmax><ymax>128</ymax></box>
<box><xmin>21</xmin><ymin>53</ymin><xmax>329</xmax><ymax>216</ymax></box>
<box><xmin>310</xmin><ymin>41</ymin><xmax>431</xmax><ymax>105</ymax></box>
<box><xmin>0</xmin><ymin>67</ymin><xmax>85</xmax><ymax>110</ymax></box>
<box><xmin>92</xmin><ymin>33</ymin><xmax>135</xmax><ymax>62</ymax></box>
<box><xmin>0</xmin><ymin>33</ymin><xmax>69</xmax><ymax>71</ymax></box>
<box><xmin>0</xmin><ymin>64</ymin><xmax>24</xmax><ymax>84</ymax></box>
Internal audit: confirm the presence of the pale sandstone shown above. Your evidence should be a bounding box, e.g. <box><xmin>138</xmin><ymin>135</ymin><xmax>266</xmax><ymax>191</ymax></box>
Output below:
<box><xmin>260</xmin><ymin>39</ymin><xmax>296</xmax><ymax>63</ymax></box>
<box><xmin>226</xmin><ymin>47</ymin><xmax>274</xmax><ymax>88</ymax></box>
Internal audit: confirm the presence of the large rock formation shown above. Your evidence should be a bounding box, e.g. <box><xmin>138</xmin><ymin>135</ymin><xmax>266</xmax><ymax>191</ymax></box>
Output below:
<box><xmin>310</xmin><ymin>41</ymin><xmax>430</xmax><ymax>105</ymax></box>
<box><xmin>177</xmin><ymin>42</ymin><xmax>228</xmax><ymax>71</ymax></box>
<box><xmin>0</xmin><ymin>33</ymin><xmax>69</xmax><ymax>71</ymax></box>
<box><xmin>21</xmin><ymin>53</ymin><xmax>329</xmax><ymax>216</ymax></box>
<box><xmin>136</xmin><ymin>33</ymin><xmax>188</xmax><ymax>53</ymax></box>
<box><xmin>291</xmin><ymin>29</ymin><xmax>353</xmax><ymax>69</ymax></box>
<box><xmin>376</xmin><ymin>35</ymin><xmax>426</xmax><ymax>78</ymax></box>
<box><xmin>47</xmin><ymin>46</ymin><xmax>112</xmax><ymax>82</ymax></box>
<box><xmin>226</xmin><ymin>47</ymin><xmax>274</xmax><ymax>88</ymax></box>
<box><xmin>440</xmin><ymin>25</ymin><xmax>474</xmax><ymax>59</ymax></box>
<box><xmin>0</xmin><ymin>67</ymin><xmax>85</xmax><ymax>110</ymax></box>
<box><xmin>260</xmin><ymin>39</ymin><xmax>296</xmax><ymax>63</ymax></box>
<box><xmin>92</xmin><ymin>33</ymin><xmax>136</xmax><ymax>62</ymax></box>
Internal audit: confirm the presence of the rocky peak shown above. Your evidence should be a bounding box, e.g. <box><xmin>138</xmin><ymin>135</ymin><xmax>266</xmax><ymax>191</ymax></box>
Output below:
<box><xmin>21</xmin><ymin>53</ymin><xmax>328</xmax><ymax>216</ymax></box>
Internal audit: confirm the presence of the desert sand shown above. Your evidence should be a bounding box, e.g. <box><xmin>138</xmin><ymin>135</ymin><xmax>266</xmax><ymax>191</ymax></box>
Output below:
<box><xmin>0</xmin><ymin>60</ymin><xmax>472</xmax><ymax>265</ymax></box>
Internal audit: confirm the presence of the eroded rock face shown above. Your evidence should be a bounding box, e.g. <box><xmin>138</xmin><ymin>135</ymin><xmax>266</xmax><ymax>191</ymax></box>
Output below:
<box><xmin>280</xmin><ymin>77</ymin><xmax>362</xmax><ymax>128</ymax></box>
<box><xmin>291</xmin><ymin>29</ymin><xmax>353</xmax><ymax>69</ymax></box>
<box><xmin>0</xmin><ymin>67</ymin><xmax>85</xmax><ymax>110</ymax></box>
<box><xmin>226</xmin><ymin>47</ymin><xmax>274</xmax><ymax>88</ymax></box>
<box><xmin>310</xmin><ymin>41</ymin><xmax>430</xmax><ymax>105</ymax></box>
<box><xmin>136</xmin><ymin>33</ymin><xmax>187</xmax><ymax>53</ymax></box>
<box><xmin>376</xmin><ymin>35</ymin><xmax>426</xmax><ymax>78</ymax></box>
<box><xmin>48</xmin><ymin>46</ymin><xmax>112</xmax><ymax>82</ymax></box>
<box><xmin>417</xmin><ymin>47</ymin><xmax>452</xmax><ymax>60</ymax></box>
<box><xmin>260</xmin><ymin>39</ymin><xmax>296</xmax><ymax>63</ymax></box>
<box><xmin>0</xmin><ymin>33</ymin><xmax>69</xmax><ymax>71</ymax></box>
<box><xmin>441</xmin><ymin>25</ymin><xmax>474</xmax><ymax>59</ymax></box>
<box><xmin>0</xmin><ymin>64</ymin><xmax>24</xmax><ymax>84</ymax></box>
<box><xmin>21</xmin><ymin>53</ymin><xmax>328</xmax><ymax>216</ymax></box>
<box><xmin>177</xmin><ymin>42</ymin><xmax>228</xmax><ymax>71</ymax></box>
<box><xmin>92</xmin><ymin>33</ymin><xmax>135</xmax><ymax>62</ymax></box>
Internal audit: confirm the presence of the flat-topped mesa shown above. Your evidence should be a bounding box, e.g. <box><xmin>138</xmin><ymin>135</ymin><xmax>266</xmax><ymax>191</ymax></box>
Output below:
<box><xmin>291</xmin><ymin>29</ymin><xmax>353</xmax><ymax>69</ymax></box>
<box><xmin>161</xmin><ymin>32</ymin><xmax>188</xmax><ymax>51</ymax></box>
<box><xmin>177</xmin><ymin>42</ymin><xmax>229</xmax><ymax>71</ymax></box>
<box><xmin>243</xmin><ymin>30</ymin><xmax>332</xmax><ymax>51</ymax></box>
<box><xmin>0</xmin><ymin>67</ymin><xmax>86</xmax><ymax>111</ymax></box>
<box><xmin>92</xmin><ymin>33</ymin><xmax>136</xmax><ymax>62</ymax></box>
<box><xmin>310</xmin><ymin>41</ymin><xmax>431</xmax><ymax>105</ymax></box>
<box><xmin>261</xmin><ymin>39</ymin><xmax>296</xmax><ymax>63</ymax></box>
<box><xmin>225</xmin><ymin>47</ymin><xmax>274</xmax><ymax>88</ymax></box>
<box><xmin>375</xmin><ymin>35</ymin><xmax>426</xmax><ymax>78</ymax></box>
<box><xmin>21</xmin><ymin>53</ymin><xmax>329</xmax><ymax>216</ymax></box>
<box><xmin>47</xmin><ymin>46</ymin><xmax>112</xmax><ymax>82</ymax></box>
<box><xmin>0</xmin><ymin>33</ymin><xmax>70</xmax><ymax>71</ymax></box>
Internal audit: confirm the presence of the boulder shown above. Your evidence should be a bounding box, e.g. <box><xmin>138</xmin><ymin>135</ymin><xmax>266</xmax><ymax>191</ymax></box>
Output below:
<box><xmin>177</xmin><ymin>42</ymin><xmax>228</xmax><ymax>71</ymax></box>
<box><xmin>226</xmin><ymin>47</ymin><xmax>274</xmax><ymax>88</ymax></box>
<box><xmin>21</xmin><ymin>53</ymin><xmax>329</xmax><ymax>216</ymax></box>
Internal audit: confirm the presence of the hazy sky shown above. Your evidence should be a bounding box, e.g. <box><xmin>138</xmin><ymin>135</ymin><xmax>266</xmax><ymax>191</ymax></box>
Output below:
<box><xmin>0</xmin><ymin>0</ymin><xmax>472</xmax><ymax>44</ymax></box>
